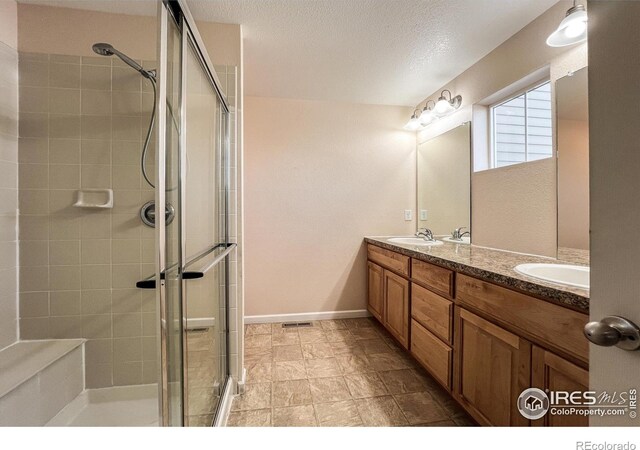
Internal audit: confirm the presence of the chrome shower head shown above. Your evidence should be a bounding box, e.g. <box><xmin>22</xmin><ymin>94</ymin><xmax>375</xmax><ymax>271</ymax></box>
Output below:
<box><xmin>92</xmin><ymin>42</ymin><xmax>155</xmax><ymax>80</ymax></box>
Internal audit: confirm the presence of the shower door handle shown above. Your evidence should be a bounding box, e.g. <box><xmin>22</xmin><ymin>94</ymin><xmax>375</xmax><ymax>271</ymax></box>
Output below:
<box><xmin>135</xmin><ymin>271</ymin><xmax>204</xmax><ymax>289</ymax></box>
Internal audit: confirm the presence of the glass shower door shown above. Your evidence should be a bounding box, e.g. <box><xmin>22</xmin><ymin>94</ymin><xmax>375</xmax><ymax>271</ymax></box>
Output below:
<box><xmin>157</xmin><ymin>2</ymin><xmax>232</xmax><ymax>427</ymax></box>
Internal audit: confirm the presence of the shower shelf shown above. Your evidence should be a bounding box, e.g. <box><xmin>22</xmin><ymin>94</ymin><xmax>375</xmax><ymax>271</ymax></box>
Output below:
<box><xmin>73</xmin><ymin>189</ymin><xmax>113</xmax><ymax>209</ymax></box>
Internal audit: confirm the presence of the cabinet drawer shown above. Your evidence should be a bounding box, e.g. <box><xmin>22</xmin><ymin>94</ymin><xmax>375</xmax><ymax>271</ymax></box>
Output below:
<box><xmin>367</xmin><ymin>244</ymin><xmax>410</xmax><ymax>277</ymax></box>
<box><xmin>411</xmin><ymin>259</ymin><xmax>454</xmax><ymax>298</ymax></box>
<box><xmin>410</xmin><ymin>319</ymin><xmax>452</xmax><ymax>390</ymax></box>
<box><xmin>456</xmin><ymin>273</ymin><xmax>589</xmax><ymax>363</ymax></box>
<box><xmin>411</xmin><ymin>283</ymin><xmax>453</xmax><ymax>344</ymax></box>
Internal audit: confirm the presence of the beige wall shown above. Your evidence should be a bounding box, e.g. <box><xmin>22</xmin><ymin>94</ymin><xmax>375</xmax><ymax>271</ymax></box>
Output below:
<box><xmin>0</xmin><ymin>0</ymin><xmax>18</xmax><ymax>349</ymax></box>
<box><xmin>244</xmin><ymin>96</ymin><xmax>415</xmax><ymax>316</ymax></box>
<box><xmin>588</xmin><ymin>0</ymin><xmax>640</xmax><ymax>427</ymax></box>
<box><xmin>415</xmin><ymin>0</ymin><xmax>587</xmax><ymax>257</ymax></box>
<box><xmin>558</xmin><ymin>119</ymin><xmax>589</xmax><ymax>250</ymax></box>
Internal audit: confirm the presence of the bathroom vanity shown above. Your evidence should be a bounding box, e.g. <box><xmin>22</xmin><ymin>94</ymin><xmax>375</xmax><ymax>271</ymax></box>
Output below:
<box><xmin>365</xmin><ymin>237</ymin><xmax>589</xmax><ymax>427</ymax></box>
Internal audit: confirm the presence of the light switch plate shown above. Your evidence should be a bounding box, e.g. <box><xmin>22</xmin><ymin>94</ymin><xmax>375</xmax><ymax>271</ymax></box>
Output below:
<box><xmin>404</xmin><ymin>210</ymin><xmax>412</xmax><ymax>221</ymax></box>
<box><xmin>420</xmin><ymin>210</ymin><xmax>428</xmax><ymax>221</ymax></box>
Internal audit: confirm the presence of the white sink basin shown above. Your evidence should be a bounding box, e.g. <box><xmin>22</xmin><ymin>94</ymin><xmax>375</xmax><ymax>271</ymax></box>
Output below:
<box><xmin>441</xmin><ymin>236</ymin><xmax>471</xmax><ymax>245</ymax></box>
<box><xmin>514</xmin><ymin>263</ymin><xmax>589</xmax><ymax>289</ymax></box>
<box><xmin>387</xmin><ymin>237</ymin><xmax>443</xmax><ymax>247</ymax></box>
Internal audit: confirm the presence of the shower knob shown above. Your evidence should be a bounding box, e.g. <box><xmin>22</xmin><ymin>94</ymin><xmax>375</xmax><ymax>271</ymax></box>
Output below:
<box><xmin>140</xmin><ymin>201</ymin><xmax>175</xmax><ymax>227</ymax></box>
<box><xmin>584</xmin><ymin>316</ymin><xmax>640</xmax><ymax>351</ymax></box>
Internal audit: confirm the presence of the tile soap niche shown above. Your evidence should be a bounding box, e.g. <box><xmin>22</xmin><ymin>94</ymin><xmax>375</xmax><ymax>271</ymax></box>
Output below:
<box><xmin>73</xmin><ymin>189</ymin><xmax>113</xmax><ymax>209</ymax></box>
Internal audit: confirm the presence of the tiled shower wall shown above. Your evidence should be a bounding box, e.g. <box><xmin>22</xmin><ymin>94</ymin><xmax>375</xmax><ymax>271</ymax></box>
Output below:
<box><xmin>18</xmin><ymin>52</ymin><xmax>157</xmax><ymax>387</ymax></box>
<box><xmin>17</xmin><ymin>52</ymin><xmax>241</xmax><ymax>390</ymax></box>
<box><xmin>0</xmin><ymin>41</ymin><xmax>18</xmax><ymax>349</ymax></box>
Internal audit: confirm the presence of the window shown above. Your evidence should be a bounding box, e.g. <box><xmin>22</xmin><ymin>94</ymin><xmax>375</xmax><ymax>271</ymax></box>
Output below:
<box><xmin>491</xmin><ymin>81</ymin><xmax>552</xmax><ymax>168</ymax></box>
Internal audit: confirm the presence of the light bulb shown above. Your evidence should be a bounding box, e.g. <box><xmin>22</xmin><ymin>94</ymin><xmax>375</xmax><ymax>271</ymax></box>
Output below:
<box><xmin>419</xmin><ymin>108</ymin><xmax>435</xmax><ymax>125</ymax></box>
<box><xmin>565</xmin><ymin>20</ymin><xmax>586</xmax><ymax>38</ymax></box>
<box><xmin>403</xmin><ymin>116</ymin><xmax>421</xmax><ymax>131</ymax></box>
<box><xmin>434</xmin><ymin>98</ymin><xmax>454</xmax><ymax>117</ymax></box>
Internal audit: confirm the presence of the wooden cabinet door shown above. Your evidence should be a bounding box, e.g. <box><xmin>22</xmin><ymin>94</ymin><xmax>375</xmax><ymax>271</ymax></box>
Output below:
<box><xmin>383</xmin><ymin>270</ymin><xmax>409</xmax><ymax>349</ymax></box>
<box><xmin>532</xmin><ymin>346</ymin><xmax>589</xmax><ymax>427</ymax></box>
<box><xmin>367</xmin><ymin>262</ymin><xmax>384</xmax><ymax>322</ymax></box>
<box><xmin>454</xmin><ymin>307</ymin><xmax>531</xmax><ymax>426</ymax></box>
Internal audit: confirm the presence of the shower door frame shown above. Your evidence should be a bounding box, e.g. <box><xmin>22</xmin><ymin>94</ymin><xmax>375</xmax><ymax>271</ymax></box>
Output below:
<box><xmin>156</xmin><ymin>0</ymin><xmax>234</xmax><ymax>427</ymax></box>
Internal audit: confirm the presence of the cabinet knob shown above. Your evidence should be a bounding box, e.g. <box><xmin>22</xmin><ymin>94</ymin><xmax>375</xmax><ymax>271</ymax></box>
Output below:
<box><xmin>584</xmin><ymin>316</ymin><xmax>640</xmax><ymax>351</ymax></box>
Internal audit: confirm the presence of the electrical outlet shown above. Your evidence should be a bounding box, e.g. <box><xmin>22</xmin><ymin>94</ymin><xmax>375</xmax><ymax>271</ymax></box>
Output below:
<box><xmin>404</xmin><ymin>210</ymin><xmax>412</xmax><ymax>221</ymax></box>
<box><xmin>420</xmin><ymin>210</ymin><xmax>428</xmax><ymax>221</ymax></box>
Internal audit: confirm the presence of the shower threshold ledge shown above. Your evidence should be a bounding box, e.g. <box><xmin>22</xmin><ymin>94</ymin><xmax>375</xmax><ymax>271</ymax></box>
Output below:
<box><xmin>47</xmin><ymin>384</ymin><xmax>159</xmax><ymax>427</ymax></box>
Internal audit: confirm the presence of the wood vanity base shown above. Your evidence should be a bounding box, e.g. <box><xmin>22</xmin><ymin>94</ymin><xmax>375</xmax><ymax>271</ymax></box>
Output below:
<box><xmin>366</xmin><ymin>243</ymin><xmax>589</xmax><ymax>427</ymax></box>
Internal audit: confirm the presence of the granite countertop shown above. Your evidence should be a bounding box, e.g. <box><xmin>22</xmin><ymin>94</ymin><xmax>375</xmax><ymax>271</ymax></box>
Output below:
<box><xmin>365</xmin><ymin>236</ymin><xmax>590</xmax><ymax>313</ymax></box>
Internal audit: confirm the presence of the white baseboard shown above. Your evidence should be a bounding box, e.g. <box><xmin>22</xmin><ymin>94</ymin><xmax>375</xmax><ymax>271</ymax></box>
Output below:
<box><xmin>244</xmin><ymin>309</ymin><xmax>371</xmax><ymax>324</ymax></box>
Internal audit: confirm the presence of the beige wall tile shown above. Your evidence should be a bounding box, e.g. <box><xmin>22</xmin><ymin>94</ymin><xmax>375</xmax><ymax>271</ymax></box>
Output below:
<box><xmin>49</xmin><ymin>63</ymin><xmax>80</xmax><ymax>89</ymax></box>
<box><xmin>49</xmin><ymin>214</ymin><xmax>80</xmax><ymax>240</ymax></box>
<box><xmin>19</xmin><ymin>60</ymin><xmax>48</xmax><ymax>87</ymax></box>
<box><xmin>81</xmin><ymin>164</ymin><xmax>111</xmax><ymax>189</ymax></box>
<box><xmin>18</xmin><ymin>138</ymin><xmax>48</xmax><ymax>163</ymax></box>
<box><xmin>19</xmin><ymin>189</ymin><xmax>49</xmax><ymax>215</ymax></box>
<box><xmin>19</xmin><ymin>240</ymin><xmax>47</xmax><ymax>266</ymax></box>
<box><xmin>49</xmin><ymin>88</ymin><xmax>80</xmax><ymax>115</ymax></box>
<box><xmin>81</xmin><ymin>264</ymin><xmax>111</xmax><ymax>289</ymax></box>
<box><xmin>80</xmin><ymin>289</ymin><xmax>111</xmax><ymax>315</ymax></box>
<box><xmin>81</xmin><ymin>313</ymin><xmax>112</xmax><ymax>339</ymax></box>
<box><xmin>19</xmin><ymin>86</ymin><xmax>48</xmax><ymax>113</ymax></box>
<box><xmin>49</xmin><ymin>164</ymin><xmax>80</xmax><ymax>189</ymax></box>
<box><xmin>81</xmin><ymin>139</ymin><xmax>110</xmax><ymax>164</ymax></box>
<box><xmin>20</xmin><ymin>317</ymin><xmax>50</xmax><ymax>339</ymax></box>
<box><xmin>49</xmin><ymin>139</ymin><xmax>80</xmax><ymax>164</ymax></box>
<box><xmin>49</xmin><ymin>114</ymin><xmax>80</xmax><ymax>139</ymax></box>
<box><xmin>112</xmin><ymin>67</ymin><xmax>140</xmax><ymax>92</ymax></box>
<box><xmin>81</xmin><ymin>115</ymin><xmax>111</xmax><ymax>140</ymax></box>
<box><xmin>81</xmin><ymin>90</ymin><xmax>111</xmax><ymax>115</ymax></box>
<box><xmin>49</xmin><ymin>240</ymin><xmax>80</xmax><ymax>265</ymax></box>
<box><xmin>81</xmin><ymin>65</ymin><xmax>110</xmax><ymax>91</ymax></box>
<box><xmin>49</xmin><ymin>265</ymin><xmax>81</xmax><ymax>290</ymax></box>
<box><xmin>48</xmin><ymin>189</ymin><xmax>76</xmax><ymax>214</ymax></box>
<box><xmin>81</xmin><ymin>239</ymin><xmax>110</xmax><ymax>264</ymax></box>
<box><xmin>112</xmin><ymin>91</ymin><xmax>141</xmax><ymax>116</ymax></box>
<box><xmin>19</xmin><ymin>291</ymin><xmax>49</xmax><ymax>318</ymax></box>
<box><xmin>19</xmin><ymin>112</ymin><xmax>48</xmax><ymax>137</ymax></box>
<box><xmin>50</xmin><ymin>290</ymin><xmax>81</xmax><ymax>316</ymax></box>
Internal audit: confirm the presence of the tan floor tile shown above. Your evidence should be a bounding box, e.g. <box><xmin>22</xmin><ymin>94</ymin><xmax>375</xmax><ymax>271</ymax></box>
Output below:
<box><xmin>305</xmin><ymin>357</ymin><xmax>341</xmax><ymax>378</ymax></box>
<box><xmin>336</xmin><ymin>354</ymin><xmax>374</xmax><ymax>374</ymax></box>
<box><xmin>299</xmin><ymin>328</ymin><xmax>328</xmax><ymax>344</ymax></box>
<box><xmin>453</xmin><ymin>415</ymin><xmax>477</xmax><ymax>426</ymax></box>
<box><xmin>344</xmin><ymin>372</ymin><xmax>388</xmax><ymax>399</ymax></box>
<box><xmin>419</xmin><ymin>419</ymin><xmax>457</xmax><ymax>427</ymax></box>
<box><xmin>394</xmin><ymin>391</ymin><xmax>448</xmax><ymax>425</ymax></box>
<box><xmin>357</xmin><ymin>338</ymin><xmax>392</xmax><ymax>354</ymax></box>
<box><xmin>272</xmin><ymin>344</ymin><xmax>303</xmax><ymax>362</ymax></box>
<box><xmin>245</xmin><ymin>347</ymin><xmax>273</xmax><ymax>365</ymax></box>
<box><xmin>309</xmin><ymin>376</ymin><xmax>351</xmax><ymax>404</ymax></box>
<box><xmin>273</xmin><ymin>360</ymin><xmax>307</xmax><ymax>381</ymax></box>
<box><xmin>325</xmin><ymin>329</ymin><xmax>354</xmax><ymax>342</ymax></box>
<box><xmin>273</xmin><ymin>405</ymin><xmax>317</xmax><ymax>427</ymax></box>
<box><xmin>377</xmin><ymin>369</ymin><xmax>429</xmax><ymax>394</ymax></box>
<box><xmin>272</xmin><ymin>331</ymin><xmax>301</xmax><ymax>346</ymax></box>
<box><xmin>320</xmin><ymin>319</ymin><xmax>347</xmax><ymax>331</ymax></box>
<box><xmin>354</xmin><ymin>396</ymin><xmax>408</xmax><ymax>426</ymax></box>
<box><xmin>350</xmin><ymin>327</ymin><xmax>381</xmax><ymax>340</ymax></box>
<box><xmin>272</xmin><ymin>379</ymin><xmax>312</xmax><ymax>407</ymax></box>
<box><xmin>302</xmin><ymin>342</ymin><xmax>334</xmax><ymax>359</ymax></box>
<box><xmin>227</xmin><ymin>409</ymin><xmax>271</xmax><ymax>427</ymax></box>
<box><xmin>188</xmin><ymin>414</ymin><xmax>214</xmax><ymax>426</ymax></box>
<box><xmin>330</xmin><ymin>340</ymin><xmax>365</xmax><ymax>356</ymax></box>
<box><xmin>314</xmin><ymin>400</ymin><xmax>363</xmax><ymax>427</ymax></box>
<box><xmin>245</xmin><ymin>334</ymin><xmax>272</xmax><ymax>349</ymax></box>
<box><xmin>245</xmin><ymin>323</ymin><xmax>272</xmax><ymax>336</ymax></box>
<box><xmin>231</xmin><ymin>382</ymin><xmax>271</xmax><ymax>411</ymax></box>
<box><xmin>246</xmin><ymin>361</ymin><xmax>273</xmax><ymax>383</ymax></box>
<box><xmin>343</xmin><ymin>318</ymin><xmax>376</xmax><ymax>329</ymax></box>
<box><xmin>368</xmin><ymin>352</ymin><xmax>412</xmax><ymax>371</ymax></box>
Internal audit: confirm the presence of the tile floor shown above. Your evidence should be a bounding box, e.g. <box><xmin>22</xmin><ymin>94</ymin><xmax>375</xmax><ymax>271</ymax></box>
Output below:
<box><xmin>229</xmin><ymin>317</ymin><xmax>475</xmax><ymax>427</ymax></box>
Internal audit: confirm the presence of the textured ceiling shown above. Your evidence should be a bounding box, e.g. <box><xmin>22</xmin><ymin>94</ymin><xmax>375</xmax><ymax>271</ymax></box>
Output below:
<box><xmin>18</xmin><ymin>0</ymin><xmax>560</xmax><ymax>106</ymax></box>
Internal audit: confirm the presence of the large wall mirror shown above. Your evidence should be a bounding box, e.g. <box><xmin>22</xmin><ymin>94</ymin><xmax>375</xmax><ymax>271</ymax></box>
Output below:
<box><xmin>417</xmin><ymin>123</ymin><xmax>471</xmax><ymax>238</ymax></box>
<box><xmin>557</xmin><ymin>67</ymin><xmax>589</xmax><ymax>255</ymax></box>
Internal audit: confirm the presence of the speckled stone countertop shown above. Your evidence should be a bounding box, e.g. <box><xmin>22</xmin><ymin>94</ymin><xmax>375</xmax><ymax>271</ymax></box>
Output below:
<box><xmin>365</xmin><ymin>237</ymin><xmax>590</xmax><ymax>313</ymax></box>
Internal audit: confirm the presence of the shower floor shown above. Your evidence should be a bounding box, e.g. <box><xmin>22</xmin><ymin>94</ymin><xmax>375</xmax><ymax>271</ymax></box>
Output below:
<box><xmin>47</xmin><ymin>384</ymin><xmax>159</xmax><ymax>427</ymax></box>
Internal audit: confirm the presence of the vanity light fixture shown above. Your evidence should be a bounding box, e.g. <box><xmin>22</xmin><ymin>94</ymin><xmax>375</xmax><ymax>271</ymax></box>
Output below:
<box><xmin>433</xmin><ymin>90</ymin><xmax>462</xmax><ymax>117</ymax></box>
<box><xmin>403</xmin><ymin>109</ymin><xmax>423</xmax><ymax>131</ymax></box>
<box><xmin>419</xmin><ymin>100</ymin><xmax>436</xmax><ymax>125</ymax></box>
<box><xmin>546</xmin><ymin>1</ymin><xmax>587</xmax><ymax>47</ymax></box>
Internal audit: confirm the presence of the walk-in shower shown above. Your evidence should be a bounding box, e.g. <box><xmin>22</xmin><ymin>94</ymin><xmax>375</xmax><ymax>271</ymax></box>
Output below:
<box><xmin>0</xmin><ymin>0</ymin><xmax>237</xmax><ymax>427</ymax></box>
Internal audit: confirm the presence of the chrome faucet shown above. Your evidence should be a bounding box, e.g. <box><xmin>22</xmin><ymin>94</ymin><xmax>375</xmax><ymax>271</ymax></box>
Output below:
<box><xmin>415</xmin><ymin>228</ymin><xmax>435</xmax><ymax>241</ymax></box>
<box><xmin>451</xmin><ymin>227</ymin><xmax>470</xmax><ymax>241</ymax></box>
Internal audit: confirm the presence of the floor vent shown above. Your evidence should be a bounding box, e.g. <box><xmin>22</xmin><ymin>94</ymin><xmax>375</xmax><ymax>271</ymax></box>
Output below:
<box><xmin>282</xmin><ymin>322</ymin><xmax>313</xmax><ymax>328</ymax></box>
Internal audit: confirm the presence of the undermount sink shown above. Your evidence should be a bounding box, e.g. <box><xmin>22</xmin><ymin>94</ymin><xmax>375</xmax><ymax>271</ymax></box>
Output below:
<box><xmin>441</xmin><ymin>236</ymin><xmax>471</xmax><ymax>245</ymax></box>
<box><xmin>514</xmin><ymin>263</ymin><xmax>589</xmax><ymax>289</ymax></box>
<box><xmin>387</xmin><ymin>237</ymin><xmax>443</xmax><ymax>247</ymax></box>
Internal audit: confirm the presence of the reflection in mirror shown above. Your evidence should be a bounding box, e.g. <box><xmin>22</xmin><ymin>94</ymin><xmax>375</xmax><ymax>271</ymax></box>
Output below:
<box><xmin>417</xmin><ymin>123</ymin><xmax>471</xmax><ymax>238</ymax></box>
<box><xmin>557</xmin><ymin>68</ymin><xmax>589</xmax><ymax>254</ymax></box>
